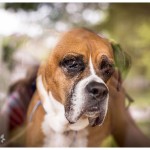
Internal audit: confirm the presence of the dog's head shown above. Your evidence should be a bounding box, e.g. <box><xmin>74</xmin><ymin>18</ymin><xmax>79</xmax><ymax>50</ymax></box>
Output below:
<box><xmin>37</xmin><ymin>28</ymin><xmax>131</xmax><ymax>127</ymax></box>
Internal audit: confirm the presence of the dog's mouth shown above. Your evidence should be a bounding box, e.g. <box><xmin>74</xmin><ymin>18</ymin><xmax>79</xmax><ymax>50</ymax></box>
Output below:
<box><xmin>85</xmin><ymin>111</ymin><xmax>99</xmax><ymax>118</ymax></box>
<box><xmin>65</xmin><ymin>103</ymin><xmax>107</xmax><ymax>127</ymax></box>
<box><xmin>84</xmin><ymin>105</ymin><xmax>101</xmax><ymax>118</ymax></box>
<box><xmin>84</xmin><ymin>105</ymin><xmax>106</xmax><ymax>126</ymax></box>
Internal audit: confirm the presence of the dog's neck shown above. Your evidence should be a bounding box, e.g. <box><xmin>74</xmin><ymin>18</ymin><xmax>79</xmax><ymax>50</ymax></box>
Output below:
<box><xmin>37</xmin><ymin>75</ymin><xmax>89</xmax><ymax>133</ymax></box>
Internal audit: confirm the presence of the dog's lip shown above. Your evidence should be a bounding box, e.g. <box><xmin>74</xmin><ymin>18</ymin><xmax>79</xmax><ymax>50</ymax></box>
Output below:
<box><xmin>84</xmin><ymin>110</ymin><xmax>100</xmax><ymax>118</ymax></box>
<box><xmin>84</xmin><ymin>105</ymin><xmax>100</xmax><ymax>114</ymax></box>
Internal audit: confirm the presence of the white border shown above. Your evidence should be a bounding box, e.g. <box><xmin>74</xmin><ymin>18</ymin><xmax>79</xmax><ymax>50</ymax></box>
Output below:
<box><xmin>0</xmin><ymin>148</ymin><xmax>146</xmax><ymax>149</ymax></box>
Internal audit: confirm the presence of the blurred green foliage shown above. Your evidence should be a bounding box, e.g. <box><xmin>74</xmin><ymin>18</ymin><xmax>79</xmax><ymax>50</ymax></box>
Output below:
<box><xmin>2</xmin><ymin>3</ymin><xmax>150</xmax><ymax>99</ymax></box>
<box><xmin>2</xmin><ymin>3</ymin><xmax>150</xmax><ymax>109</ymax></box>
<box><xmin>4</xmin><ymin>3</ymin><xmax>150</xmax><ymax>80</ymax></box>
<box><xmin>100</xmin><ymin>135</ymin><xmax>118</xmax><ymax>147</ymax></box>
<box><xmin>2</xmin><ymin>37</ymin><xmax>16</xmax><ymax>69</ymax></box>
<box><xmin>137</xmin><ymin>121</ymin><xmax>150</xmax><ymax>138</ymax></box>
<box><xmin>2</xmin><ymin>35</ymin><xmax>27</xmax><ymax>69</ymax></box>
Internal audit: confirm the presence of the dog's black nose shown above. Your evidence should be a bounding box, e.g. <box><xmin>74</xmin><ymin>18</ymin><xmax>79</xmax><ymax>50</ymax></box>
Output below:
<box><xmin>86</xmin><ymin>81</ymin><xmax>108</xmax><ymax>100</ymax></box>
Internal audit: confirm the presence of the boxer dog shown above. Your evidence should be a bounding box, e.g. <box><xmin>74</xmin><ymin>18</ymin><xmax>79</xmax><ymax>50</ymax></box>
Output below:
<box><xmin>26</xmin><ymin>28</ymin><xmax>150</xmax><ymax>147</ymax></box>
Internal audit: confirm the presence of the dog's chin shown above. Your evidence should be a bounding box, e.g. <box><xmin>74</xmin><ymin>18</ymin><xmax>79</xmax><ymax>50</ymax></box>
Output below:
<box><xmin>65</xmin><ymin>108</ymin><xmax>84</xmax><ymax>124</ymax></box>
<box><xmin>65</xmin><ymin>107</ymin><xmax>106</xmax><ymax>127</ymax></box>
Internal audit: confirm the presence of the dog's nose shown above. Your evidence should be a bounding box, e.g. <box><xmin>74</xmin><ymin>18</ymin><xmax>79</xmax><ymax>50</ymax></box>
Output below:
<box><xmin>86</xmin><ymin>81</ymin><xmax>108</xmax><ymax>100</ymax></box>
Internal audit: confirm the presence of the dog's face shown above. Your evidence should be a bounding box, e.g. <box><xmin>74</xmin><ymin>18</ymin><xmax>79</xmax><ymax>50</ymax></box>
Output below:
<box><xmin>41</xmin><ymin>28</ymin><xmax>116</xmax><ymax>127</ymax></box>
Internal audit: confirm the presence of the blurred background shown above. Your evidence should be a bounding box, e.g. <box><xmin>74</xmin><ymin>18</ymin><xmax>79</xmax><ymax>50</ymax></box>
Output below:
<box><xmin>0</xmin><ymin>3</ymin><xmax>150</xmax><ymax>146</ymax></box>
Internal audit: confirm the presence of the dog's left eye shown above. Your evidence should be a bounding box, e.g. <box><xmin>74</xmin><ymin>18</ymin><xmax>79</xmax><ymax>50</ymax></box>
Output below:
<box><xmin>61</xmin><ymin>55</ymin><xmax>85</xmax><ymax>76</ymax></box>
<box><xmin>100</xmin><ymin>56</ymin><xmax>115</xmax><ymax>80</ymax></box>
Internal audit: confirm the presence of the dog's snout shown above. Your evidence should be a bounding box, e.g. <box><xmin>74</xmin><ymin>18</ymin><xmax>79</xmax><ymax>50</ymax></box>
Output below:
<box><xmin>86</xmin><ymin>81</ymin><xmax>108</xmax><ymax>100</ymax></box>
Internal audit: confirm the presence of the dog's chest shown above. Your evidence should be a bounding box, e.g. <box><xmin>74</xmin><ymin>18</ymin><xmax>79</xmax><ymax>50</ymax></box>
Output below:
<box><xmin>41</xmin><ymin>115</ymin><xmax>88</xmax><ymax>147</ymax></box>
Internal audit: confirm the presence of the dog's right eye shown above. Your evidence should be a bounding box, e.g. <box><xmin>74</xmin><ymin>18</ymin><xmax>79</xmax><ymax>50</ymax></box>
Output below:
<box><xmin>60</xmin><ymin>55</ymin><xmax>85</xmax><ymax>76</ymax></box>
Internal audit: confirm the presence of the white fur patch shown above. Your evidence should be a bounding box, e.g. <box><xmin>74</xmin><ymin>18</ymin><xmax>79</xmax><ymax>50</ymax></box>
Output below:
<box><xmin>37</xmin><ymin>76</ymin><xmax>68</xmax><ymax>133</ymax></box>
<box><xmin>37</xmin><ymin>76</ymin><xmax>54</xmax><ymax>114</ymax></box>
<box><xmin>69</xmin><ymin>117</ymin><xmax>89</xmax><ymax>131</ymax></box>
<box><xmin>42</xmin><ymin>119</ymin><xmax>88</xmax><ymax>147</ymax></box>
<box><xmin>89</xmin><ymin>55</ymin><xmax>95</xmax><ymax>75</ymax></box>
<box><xmin>42</xmin><ymin>108</ymin><xmax>89</xmax><ymax>146</ymax></box>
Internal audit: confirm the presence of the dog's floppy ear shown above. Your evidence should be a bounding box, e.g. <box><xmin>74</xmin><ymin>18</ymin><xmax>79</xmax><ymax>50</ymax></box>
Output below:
<box><xmin>111</xmin><ymin>41</ymin><xmax>131</xmax><ymax>90</ymax></box>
